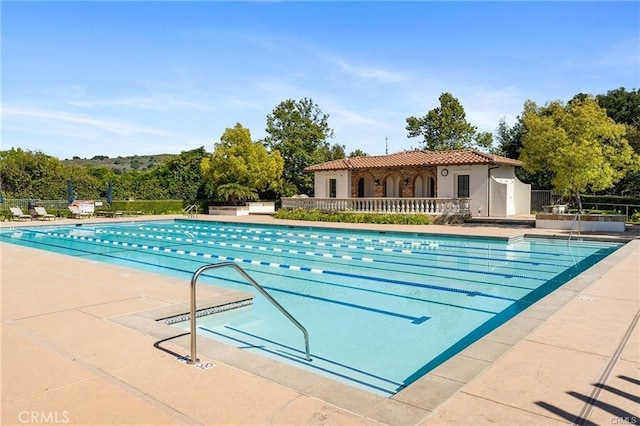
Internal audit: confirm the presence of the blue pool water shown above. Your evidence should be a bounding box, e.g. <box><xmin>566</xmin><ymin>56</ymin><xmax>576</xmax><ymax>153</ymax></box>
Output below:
<box><xmin>0</xmin><ymin>220</ymin><xmax>622</xmax><ymax>395</ymax></box>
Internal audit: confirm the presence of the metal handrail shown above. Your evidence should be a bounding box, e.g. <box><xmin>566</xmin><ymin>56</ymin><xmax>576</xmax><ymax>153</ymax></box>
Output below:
<box><xmin>187</xmin><ymin>262</ymin><xmax>311</xmax><ymax>364</ymax></box>
<box><xmin>568</xmin><ymin>212</ymin><xmax>581</xmax><ymax>243</ymax></box>
<box><xmin>183</xmin><ymin>204</ymin><xmax>198</xmax><ymax>218</ymax></box>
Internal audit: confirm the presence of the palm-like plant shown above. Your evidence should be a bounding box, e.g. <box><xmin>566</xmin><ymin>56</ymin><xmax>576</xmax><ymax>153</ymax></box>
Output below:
<box><xmin>217</xmin><ymin>183</ymin><xmax>258</xmax><ymax>205</ymax></box>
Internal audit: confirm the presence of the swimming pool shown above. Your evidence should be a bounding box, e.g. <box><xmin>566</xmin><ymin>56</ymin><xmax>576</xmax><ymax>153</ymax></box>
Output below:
<box><xmin>0</xmin><ymin>219</ymin><xmax>622</xmax><ymax>395</ymax></box>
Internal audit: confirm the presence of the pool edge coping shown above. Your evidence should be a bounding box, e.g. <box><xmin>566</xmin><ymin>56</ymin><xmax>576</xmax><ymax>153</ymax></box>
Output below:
<box><xmin>2</xmin><ymin>215</ymin><xmax>637</xmax><ymax>425</ymax></box>
<box><xmin>82</xmin><ymin>220</ymin><xmax>637</xmax><ymax>425</ymax></box>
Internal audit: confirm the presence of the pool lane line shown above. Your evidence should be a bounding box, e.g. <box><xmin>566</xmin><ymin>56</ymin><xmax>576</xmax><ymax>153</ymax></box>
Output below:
<box><xmin>198</xmin><ymin>326</ymin><xmax>399</xmax><ymax>395</ymax></box>
<box><xmin>129</xmin><ymin>225</ymin><xmax>573</xmax><ymax>270</ymax></box>
<box><xmin>96</xmin><ymin>228</ymin><xmax>548</xmax><ymax>282</ymax></box>
<box><xmin>13</xmin><ymin>228</ymin><xmax>508</xmax><ymax>316</ymax></box>
<box><xmin>5</xmin><ymin>229</ymin><xmax>513</xmax><ymax>318</ymax></box>
<box><xmin>163</xmin><ymin>222</ymin><xmax>597</xmax><ymax>263</ymax></box>
<box><xmin>136</xmin><ymin>226</ymin><xmax>575</xmax><ymax>268</ymax></box>
<box><xmin>11</xmin><ymin>231</ymin><xmax>442</xmax><ymax>323</ymax></box>
<box><xmin>39</xmin><ymin>229</ymin><xmax>521</xmax><ymax>302</ymax></box>
<box><xmin>169</xmin><ymin>222</ymin><xmax>576</xmax><ymax>258</ymax></box>
<box><xmin>224</xmin><ymin>325</ymin><xmax>407</xmax><ymax>388</ymax></box>
<box><xmin>73</xmin><ymin>227</ymin><xmax>544</xmax><ymax>293</ymax></box>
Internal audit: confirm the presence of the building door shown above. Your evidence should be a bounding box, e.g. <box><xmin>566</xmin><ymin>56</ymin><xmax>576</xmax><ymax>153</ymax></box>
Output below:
<box><xmin>329</xmin><ymin>179</ymin><xmax>337</xmax><ymax>198</ymax></box>
<box><xmin>358</xmin><ymin>178</ymin><xmax>365</xmax><ymax>197</ymax></box>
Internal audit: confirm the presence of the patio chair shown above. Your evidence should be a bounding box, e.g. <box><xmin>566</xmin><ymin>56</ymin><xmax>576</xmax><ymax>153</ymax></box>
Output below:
<box><xmin>34</xmin><ymin>206</ymin><xmax>55</xmax><ymax>221</ymax></box>
<box><xmin>10</xmin><ymin>207</ymin><xmax>32</xmax><ymax>221</ymax></box>
<box><xmin>68</xmin><ymin>205</ymin><xmax>90</xmax><ymax>219</ymax></box>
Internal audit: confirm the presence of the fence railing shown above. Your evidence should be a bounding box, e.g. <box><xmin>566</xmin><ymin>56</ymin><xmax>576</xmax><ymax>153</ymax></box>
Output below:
<box><xmin>281</xmin><ymin>197</ymin><xmax>471</xmax><ymax>215</ymax></box>
<box><xmin>580</xmin><ymin>202</ymin><xmax>640</xmax><ymax>219</ymax></box>
<box><xmin>530</xmin><ymin>190</ymin><xmax>563</xmax><ymax>213</ymax></box>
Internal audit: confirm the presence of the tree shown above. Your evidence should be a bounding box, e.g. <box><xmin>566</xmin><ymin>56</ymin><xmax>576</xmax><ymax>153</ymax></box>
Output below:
<box><xmin>493</xmin><ymin>117</ymin><xmax>552</xmax><ymax>189</ymax></box>
<box><xmin>202</xmin><ymin>123</ymin><xmax>283</xmax><ymax>201</ymax></box>
<box><xmin>318</xmin><ymin>143</ymin><xmax>346</xmax><ymax>162</ymax></box>
<box><xmin>118</xmin><ymin>169</ymin><xmax>167</xmax><ymax>200</ymax></box>
<box><xmin>0</xmin><ymin>148</ymin><xmax>66</xmax><ymax>199</ymax></box>
<box><xmin>406</xmin><ymin>92</ymin><xmax>492</xmax><ymax>151</ymax></box>
<box><xmin>596</xmin><ymin>88</ymin><xmax>640</xmax><ymax>130</ymax></box>
<box><xmin>153</xmin><ymin>147</ymin><xmax>208</xmax><ymax>202</ymax></box>
<box><xmin>348</xmin><ymin>149</ymin><xmax>368</xmax><ymax>157</ymax></box>
<box><xmin>520</xmin><ymin>97</ymin><xmax>638</xmax><ymax>210</ymax></box>
<box><xmin>263</xmin><ymin>98</ymin><xmax>334</xmax><ymax>195</ymax></box>
<box><xmin>216</xmin><ymin>183</ymin><xmax>258</xmax><ymax>205</ymax></box>
<box><xmin>596</xmin><ymin>88</ymin><xmax>640</xmax><ymax>196</ymax></box>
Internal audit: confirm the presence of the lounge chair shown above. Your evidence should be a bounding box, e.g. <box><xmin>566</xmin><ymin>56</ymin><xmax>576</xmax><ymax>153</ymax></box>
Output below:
<box><xmin>34</xmin><ymin>206</ymin><xmax>55</xmax><ymax>220</ymax></box>
<box><xmin>10</xmin><ymin>207</ymin><xmax>32</xmax><ymax>221</ymax></box>
<box><xmin>68</xmin><ymin>205</ymin><xmax>90</xmax><ymax>219</ymax></box>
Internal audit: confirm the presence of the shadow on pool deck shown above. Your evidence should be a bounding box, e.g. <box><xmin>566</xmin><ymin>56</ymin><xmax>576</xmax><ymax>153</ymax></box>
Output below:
<box><xmin>1</xmin><ymin>215</ymin><xmax>638</xmax><ymax>425</ymax></box>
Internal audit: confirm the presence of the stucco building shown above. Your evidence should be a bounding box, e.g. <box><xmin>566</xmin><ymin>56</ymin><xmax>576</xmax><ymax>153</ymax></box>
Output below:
<box><xmin>296</xmin><ymin>149</ymin><xmax>531</xmax><ymax>217</ymax></box>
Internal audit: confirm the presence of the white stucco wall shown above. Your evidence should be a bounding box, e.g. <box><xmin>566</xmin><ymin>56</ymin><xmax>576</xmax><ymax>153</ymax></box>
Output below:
<box><xmin>437</xmin><ymin>165</ymin><xmax>488</xmax><ymax>216</ymax></box>
<box><xmin>514</xmin><ymin>176</ymin><xmax>532</xmax><ymax>215</ymax></box>
<box><xmin>313</xmin><ymin>171</ymin><xmax>351</xmax><ymax>198</ymax></box>
<box><xmin>489</xmin><ymin>166</ymin><xmax>531</xmax><ymax>217</ymax></box>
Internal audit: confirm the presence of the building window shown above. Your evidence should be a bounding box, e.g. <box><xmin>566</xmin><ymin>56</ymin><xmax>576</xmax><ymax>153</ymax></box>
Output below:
<box><xmin>329</xmin><ymin>179</ymin><xmax>337</xmax><ymax>198</ymax></box>
<box><xmin>457</xmin><ymin>175</ymin><xmax>470</xmax><ymax>198</ymax></box>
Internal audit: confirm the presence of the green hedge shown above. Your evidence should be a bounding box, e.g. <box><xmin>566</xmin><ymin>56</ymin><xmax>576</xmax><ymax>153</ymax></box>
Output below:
<box><xmin>274</xmin><ymin>208</ymin><xmax>433</xmax><ymax>225</ymax></box>
<box><xmin>580</xmin><ymin>195</ymin><xmax>640</xmax><ymax>205</ymax></box>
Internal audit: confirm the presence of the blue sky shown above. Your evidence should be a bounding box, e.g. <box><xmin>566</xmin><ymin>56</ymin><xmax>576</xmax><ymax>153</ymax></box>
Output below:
<box><xmin>2</xmin><ymin>1</ymin><xmax>639</xmax><ymax>160</ymax></box>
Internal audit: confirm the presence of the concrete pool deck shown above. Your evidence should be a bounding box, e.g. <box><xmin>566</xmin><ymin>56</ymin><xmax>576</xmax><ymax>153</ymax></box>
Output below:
<box><xmin>1</xmin><ymin>214</ymin><xmax>638</xmax><ymax>425</ymax></box>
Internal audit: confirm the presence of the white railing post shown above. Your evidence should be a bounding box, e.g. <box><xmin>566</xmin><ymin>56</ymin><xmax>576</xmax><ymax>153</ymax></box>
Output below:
<box><xmin>280</xmin><ymin>197</ymin><xmax>471</xmax><ymax>216</ymax></box>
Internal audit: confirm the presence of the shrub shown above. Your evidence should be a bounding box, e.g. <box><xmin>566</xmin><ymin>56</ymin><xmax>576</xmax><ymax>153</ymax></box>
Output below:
<box><xmin>274</xmin><ymin>208</ymin><xmax>432</xmax><ymax>225</ymax></box>
<box><xmin>109</xmin><ymin>200</ymin><xmax>186</xmax><ymax>214</ymax></box>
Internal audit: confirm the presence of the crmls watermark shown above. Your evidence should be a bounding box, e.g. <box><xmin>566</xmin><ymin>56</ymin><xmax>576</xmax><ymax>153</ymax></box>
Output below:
<box><xmin>18</xmin><ymin>411</ymin><xmax>70</xmax><ymax>424</ymax></box>
<box><xmin>611</xmin><ymin>417</ymin><xmax>638</xmax><ymax>425</ymax></box>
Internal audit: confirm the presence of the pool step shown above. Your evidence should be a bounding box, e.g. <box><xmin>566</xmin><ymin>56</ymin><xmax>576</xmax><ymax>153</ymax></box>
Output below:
<box><xmin>196</xmin><ymin>323</ymin><xmax>403</xmax><ymax>396</ymax></box>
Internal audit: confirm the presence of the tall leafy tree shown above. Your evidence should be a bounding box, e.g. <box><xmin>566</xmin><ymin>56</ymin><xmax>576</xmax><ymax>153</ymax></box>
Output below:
<box><xmin>406</xmin><ymin>92</ymin><xmax>492</xmax><ymax>151</ymax></box>
<box><xmin>318</xmin><ymin>143</ymin><xmax>346</xmax><ymax>162</ymax></box>
<box><xmin>0</xmin><ymin>148</ymin><xmax>66</xmax><ymax>199</ymax></box>
<box><xmin>520</xmin><ymin>97</ymin><xmax>638</xmax><ymax>210</ymax></box>
<box><xmin>153</xmin><ymin>147</ymin><xmax>208</xmax><ymax>202</ymax></box>
<box><xmin>349</xmin><ymin>149</ymin><xmax>368</xmax><ymax>157</ymax></box>
<box><xmin>596</xmin><ymin>87</ymin><xmax>640</xmax><ymax>196</ymax></box>
<box><xmin>493</xmin><ymin>117</ymin><xmax>552</xmax><ymax>189</ymax></box>
<box><xmin>263</xmin><ymin>98</ymin><xmax>335</xmax><ymax>195</ymax></box>
<box><xmin>202</xmin><ymin>123</ymin><xmax>284</xmax><ymax>201</ymax></box>
<box><xmin>117</xmin><ymin>169</ymin><xmax>167</xmax><ymax>200</ymax></box>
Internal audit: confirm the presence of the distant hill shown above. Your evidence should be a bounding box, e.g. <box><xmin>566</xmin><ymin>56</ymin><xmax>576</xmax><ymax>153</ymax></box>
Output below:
<box><xmin>62</xmin><ymin>154</ymin><xmax>176</xmax><ymax>174</ymax></box>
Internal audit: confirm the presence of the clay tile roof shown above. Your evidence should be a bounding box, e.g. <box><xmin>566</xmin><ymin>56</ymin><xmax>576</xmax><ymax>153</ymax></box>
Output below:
<box><xmin>304</xmin><ymin>149</ymin><xmax>522</xmax><ymax>172</ymax></box>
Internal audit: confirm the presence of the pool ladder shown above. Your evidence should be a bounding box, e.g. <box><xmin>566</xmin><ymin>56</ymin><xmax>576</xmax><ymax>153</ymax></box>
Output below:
<box><xmin>183</xmin><ymin>204</ymin><xmax>198</xmax><ymax>219</ymax></box>
<box><xmin>187</xmin><ymin>262</ymin><xmax>311</xmax><ymax>364</ymax></box>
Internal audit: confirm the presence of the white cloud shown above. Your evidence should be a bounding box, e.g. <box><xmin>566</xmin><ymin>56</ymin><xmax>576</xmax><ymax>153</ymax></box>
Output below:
<box><xmin>326</xmin><ymin>56</ymin><xmax>405</xmax><ymax>83</ymax></box>
<box><xmin>67</xmin><ymin>95</ymin><xmax>211</xmax><ymax>111</ymax></box>
<box><xmin>3</xmin><ymin>105</ymin><xmax>173</xmax><ymax>137</ymax></box>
